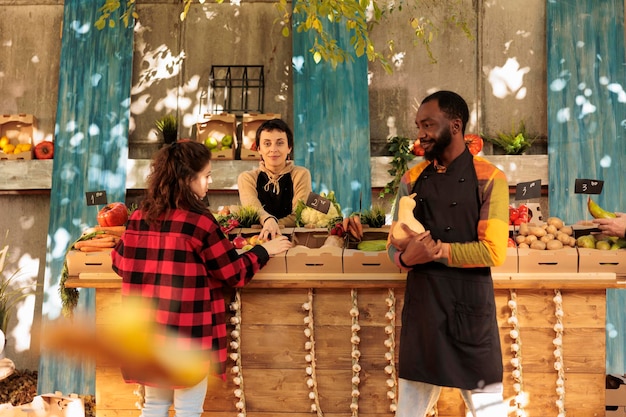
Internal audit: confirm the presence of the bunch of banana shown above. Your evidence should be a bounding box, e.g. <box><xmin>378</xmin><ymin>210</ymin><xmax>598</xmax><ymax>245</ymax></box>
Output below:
<box><xmin>587</xmin><ymin>197</ymin><xmax>616</xmax><ymax>219</ymax></box>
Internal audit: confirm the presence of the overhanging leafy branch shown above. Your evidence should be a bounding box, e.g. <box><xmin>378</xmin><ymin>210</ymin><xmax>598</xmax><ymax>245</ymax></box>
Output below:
<box><xmin>96</xmin><ymin>0</ymin><xmax>472</xmax><ymax>73</ymax></box>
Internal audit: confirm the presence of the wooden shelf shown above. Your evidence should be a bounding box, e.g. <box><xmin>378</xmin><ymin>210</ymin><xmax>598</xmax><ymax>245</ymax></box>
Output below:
<box><xmin>0</xmin><ymin>155</ymin><xmax>548</xmax><ymax>192</ymax></box>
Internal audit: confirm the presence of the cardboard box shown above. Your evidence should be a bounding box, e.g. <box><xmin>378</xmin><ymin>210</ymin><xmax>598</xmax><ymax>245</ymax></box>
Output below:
<box><xmin>517</xmin><ymin>247</ymin><xmax>578</xmax><ymax>273</ymax></box>
<box><xmin>65</xmin><ymin>249</ymin><xmax>113</xmax><ymax>276</ymax></box>
<box><xmin>196</xmin><ymin>113</ymin><xmax>236</xmax><ymax>160</ymax></box>
<box><xmin>343</xmin><ymin>228</ymin><xmax>399</xmax><ymax>274</ymax></box>
<box><xmin>19</xmin><ymin>392</ymin><xmax>84</xmax><ymax>417</ymax></box>
<box><xmin>240</xmin><ymin>113</ymin><xmax>281</xmax><ymax>160</ymax></box>
<box><xmin>286</xmin><ymin>228</ymin><xmax>343</xmax><ymax>273</ymax></box>
<box><xmin>232</xmin><ymin>227</ymin><xmax>291</xmax><ymax>274</ymax></box>
<box><xmin>492</xmin><ymin>247</ymin><xmax>518</xmax><ymax>273</ymax></box>
<box><xmin>607</xmin><ymin>384</ymin><xmax>626</xmax><ymax>406</ymax></box>
<box><xmin>0</xmin><ymin>114</ymin><xmax>36</xmax><ymax>160</ymax></box>
<box><xmin>606</xmin><ymin>408</ymin><xmax>626</xmax><ymax>417</ymax></box>
<box><xmin>578</xmin><ymin>248</ymin><xmax>626</xmax><ymax>274</ymax></box>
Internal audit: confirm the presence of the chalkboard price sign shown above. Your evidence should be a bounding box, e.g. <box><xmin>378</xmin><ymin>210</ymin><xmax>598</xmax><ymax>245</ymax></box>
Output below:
<box><xmin>86</xmin><ymin>190</ymin><xmax>108</xmax><ymax>206</ymax></box>
<box><xmin>574</xmin><ymin>179</ymin><xmax>604</xmax><ymax>195</ymax></box>
<box><xmin>305</xmin><ymin>192</ymin><xmax>331</xmax><ymax>214</ymax></box>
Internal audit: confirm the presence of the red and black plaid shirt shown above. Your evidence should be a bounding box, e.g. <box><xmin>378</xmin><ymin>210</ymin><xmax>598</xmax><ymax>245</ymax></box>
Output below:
<box><xmin>111</xmin><ymin>208</ymin><xmax>268</xmax><ymax>385</ymax></box>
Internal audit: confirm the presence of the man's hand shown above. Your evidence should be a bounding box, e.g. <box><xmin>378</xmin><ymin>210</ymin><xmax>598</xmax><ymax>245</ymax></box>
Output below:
<box><xmin>391</xmin><ymin>225</ymin><xmax>442</xmax><ymax>266</ymax></box>
<box><xmin>390</xmin><ymin>223</ymin><xmax>420</xmax><ymax>251</ymax></box>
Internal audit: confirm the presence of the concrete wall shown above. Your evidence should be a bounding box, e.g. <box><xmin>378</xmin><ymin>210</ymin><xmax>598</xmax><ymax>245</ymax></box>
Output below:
<box><xmin>0</xmin><ymin>0</ymin><xmax>547</xmax><ymax>370</ymax></box>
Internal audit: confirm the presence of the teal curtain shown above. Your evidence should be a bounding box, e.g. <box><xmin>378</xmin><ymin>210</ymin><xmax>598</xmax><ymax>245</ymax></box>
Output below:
<box><xmin>547</xmin><ymin>0</ymin><xmax>626</xmax><ymax>375</ymax></box>
<box><xmin>292</xmin><ymin>18</ymin><xmax>372</xmax><ymax>215</ymax></box>
<box><xmin>38</xmin><ymin>1</ymin><xmax>133</xmax><ymax>394</ymax></box>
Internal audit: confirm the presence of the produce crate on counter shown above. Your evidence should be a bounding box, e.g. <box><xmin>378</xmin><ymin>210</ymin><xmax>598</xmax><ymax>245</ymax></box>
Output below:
<box><xmin>231</xmin><ymin>227</ymin><xmax>290</xmax><ymax>274</ymax></box>
<box><xmin>578</xmin><ymin>248</ymin><xmax>626</xmax><ymax>274</ymax></box>
<box><xmin>65</xmin><ymin>249</ymin><xmax>114</xmax><ymax>277</ymax></box>
<box><xmin>286</xmin><ymin>227</ymin><xmax>343</xmax><ymax>273</ymax></box>
<box><xmin>0</xmin><ymin>114</ymin><xmax>36</xmax><ymax>160</ymax></box>
<box><xmin>344</xmin><ymin>227</ymin><xmax>399</xmax><ymax>273</ymax></box>
<box><xmin>196</xmin><ymin>113</ymin><xmax>236</xmax><ymax>160</ymax></box>
<box><xmin>517</xmin><ymin>247</ymin><xmax>578</xmax><ymax>273</ymax></box>
<box><xmin>240</xmin><ymin>113</ymin><xmax>281</xmax><ymax>160</ymax></box>
<box><xmin>492</xmin><ymin>247</ymin><xmax>518</xmax><ymax>273</ymax></box>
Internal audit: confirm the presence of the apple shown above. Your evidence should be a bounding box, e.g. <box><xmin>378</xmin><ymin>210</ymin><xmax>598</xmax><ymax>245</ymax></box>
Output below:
<box><xmin>97</xmin><ymin>202</ymin><xmax>129</xmax><ymax>227</ymax></box>
<box><xmin>221</xmin><ymin>134</ymin><xmax>234</xmax><ymax>148</ymax></box>
<box><xmin>232</xmin><ymin>235</ymin><xmax>247</xmax><ymax>249</ymax></box>
<box><xmin>203</xmin><ymin>136</ymin><xmax>218</xmax><ymax>150</ymax></box>
<box><xmin>34</xmin><ymin>141</ymin><xmax>55</xmax><ymax>159</ymax></box>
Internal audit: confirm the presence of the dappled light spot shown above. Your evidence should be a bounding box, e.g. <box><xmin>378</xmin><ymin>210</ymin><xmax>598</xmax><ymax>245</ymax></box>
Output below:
<box><xmin>600</xmin><ymin>155</ymin><xmax>612</xmax><ymax>168</ymax></box>
<box><xmin>607</xmin><ymin>83</ymin><xmax>626</xmax><ymax>102</ymax></box>
<box><xmin>392</xmin><ymin>52</ymin><xmax>405</xmax><ymax>69</ymax></box>
<box><xmin>69</xmin><ymin>131</ymin><xmax>85</xmax><ymax>147</ymax></box>
<box><xmin>88</xmin><ymin>124</ymin><xmax>100</xmax><ymax>137</ymax></box>
<box><xmin>70</xmin><ymin>21</ymin><xmax>90</xmax><ymax>35</ymax></box>
<box><xmin>487</xmin><ymin>58</ymin><xmax>529</xmax><ymax>99</ymax></box>
<box><xmin>90</xmin><ymin>73</ymin><xmax>102</xmax><ymax>87</ymax></box>
<box><xmin>556</xmin><ymin>108</ymin><xmax>570</xmax><ymax>123</ymax></box>
<box><xmin>293</xmin><ymin>56</ymin><xmax>305</xmax><ymax>74</ymax></box>
<box><xmin>131</xmin><ymin>45</ymin><xmax>185</xmax><ymax>95</ymax></box>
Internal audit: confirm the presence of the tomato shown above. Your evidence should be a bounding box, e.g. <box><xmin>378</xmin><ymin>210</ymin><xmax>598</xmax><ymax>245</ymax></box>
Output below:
<box><xmin>509</xmin><ymin>206</ymin><xmax>519</xmax><ymax>225</ymax></box>
<box><xmin>464</xmin><ymin>134</ymin><xmax>483</xmax><ymax>155</ymax></box>
<box><xmin>507</xmin><ymin>238</ymin><xmax>517</xmax><ymax>248</ymax></box>
<box><xmin>412</xmin><ymin>139</ymin><xmax>425</xmax><ymax>156</ymax></box>
<box><xmin>97</xmin><ymin>202</ymin><xmax>129</xmax><ymax>227</ymax></box>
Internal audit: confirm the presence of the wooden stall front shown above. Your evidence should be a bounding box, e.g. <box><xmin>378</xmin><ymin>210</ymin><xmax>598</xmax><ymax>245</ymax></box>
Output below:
<box><xmin>65</xmin><ymin>272</ymin><xmax>622</xmax><ymax>417</ymax></box>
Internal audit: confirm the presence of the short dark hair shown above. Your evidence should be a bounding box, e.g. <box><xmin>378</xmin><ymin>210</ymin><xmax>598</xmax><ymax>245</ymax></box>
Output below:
<box><xmin>421</xmin><ymin>91</ymin><xmax>470</xmax><ymax>135</ymax></box>
<box><xmin>255</xmin><ymin>118</ymin><xmax>294</xmax><ymax>149</ymax></box>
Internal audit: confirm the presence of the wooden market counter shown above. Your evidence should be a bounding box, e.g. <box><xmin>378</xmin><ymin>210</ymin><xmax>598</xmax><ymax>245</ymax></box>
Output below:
<box><xmin>66</xmin><ymin>272</ymin><xmax>623</xmax><ymax>417</ymax></box>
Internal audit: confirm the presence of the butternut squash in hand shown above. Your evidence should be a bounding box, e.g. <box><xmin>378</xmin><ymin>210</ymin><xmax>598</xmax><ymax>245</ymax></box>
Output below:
<box><xmin>392</xmin><ymin>193</ymin><xmax>426</xmax><ymax>239</ymax></box>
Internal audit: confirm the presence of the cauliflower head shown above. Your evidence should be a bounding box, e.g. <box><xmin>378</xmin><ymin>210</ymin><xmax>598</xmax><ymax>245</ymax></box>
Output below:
<box><xmin>300</xmin><ymin>204</ymin><xmax>340</xmax><ymax>228</ymax></box>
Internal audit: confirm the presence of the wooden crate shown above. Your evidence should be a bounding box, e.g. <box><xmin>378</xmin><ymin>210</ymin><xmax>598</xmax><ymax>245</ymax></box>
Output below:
<box><xmin>0</xmin><ymin>114</ymin><xmax>36</xmax><ymax>160</ymax></box>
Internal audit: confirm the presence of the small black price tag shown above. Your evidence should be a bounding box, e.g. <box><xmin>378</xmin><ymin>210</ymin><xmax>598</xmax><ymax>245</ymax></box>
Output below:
<box><xmin>86</xmin><ymin>190</ymin><xmax>107</xmax><ymax>206</ymax></box>
<box><xmin>515</xmin><ymin>179</ymin><xmax>541</xmax><ymax>201</ymax></box>
<box><xmin>574</xmin><ymin>179</ymin><xmax>604</xmax><ymax>194</ymax></box>
<box><xmin>305</xmin><ymin>192</ymin><xmax>331</xmax><ymax>214</ymax></box>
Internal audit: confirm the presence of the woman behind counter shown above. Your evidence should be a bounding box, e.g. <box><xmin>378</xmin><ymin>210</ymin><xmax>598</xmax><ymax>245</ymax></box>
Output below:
<box><xmin>238</xmin><ymin>118</ymin><xmax>312</xmax><ymax>240</ymax></box>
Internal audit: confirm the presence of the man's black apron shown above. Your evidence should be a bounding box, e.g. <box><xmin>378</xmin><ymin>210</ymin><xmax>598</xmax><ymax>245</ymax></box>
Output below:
<box><xmin>398</xmin><ymin>149</ymin><xmax>503</xmax><ymax>390</ymax></box>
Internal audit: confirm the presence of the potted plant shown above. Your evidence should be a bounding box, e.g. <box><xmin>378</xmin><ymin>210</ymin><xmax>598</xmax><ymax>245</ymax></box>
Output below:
<box><xmin>485</xmin><ymin>121</ymin><xmax>537</xmax><ymax>155</ymax></box>
<box><xmin>155</xmin><ymin>114</ymin><xmax>178</xmax><ymax>145</ymax></box>
<box><xmin>0</xmin><ymin>242</ymin><xmax>35</xmax><ymax>353</ymax></box>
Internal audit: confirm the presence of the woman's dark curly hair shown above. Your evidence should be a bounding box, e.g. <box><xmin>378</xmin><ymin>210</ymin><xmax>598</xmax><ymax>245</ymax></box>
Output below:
<box><xmin>141</xmin><ymin>141</ymin><xmax>212</xmax><ymax>223</ymax></box>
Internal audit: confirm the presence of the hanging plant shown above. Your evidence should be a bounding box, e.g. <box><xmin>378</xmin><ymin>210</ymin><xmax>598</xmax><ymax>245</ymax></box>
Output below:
<box><xmin>380</xmin><ymin>136</ymin><xmax>415</xmax><ymax>199</ymax></box>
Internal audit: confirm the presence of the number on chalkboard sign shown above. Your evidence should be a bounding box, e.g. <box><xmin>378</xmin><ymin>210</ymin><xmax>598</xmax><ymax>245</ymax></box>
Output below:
<box><xmin>515</xmin><ymin>179</ymin><xmax>541</xmax><ymax>201</ymax></box>
<box><xmin>86</xmin><ymin>190</ymin><xmax>108</xmax><ymax>206</ymax></box>
<box><xmin>574</xmin><ymin>179</ymin><xmax>604</xmax><ymax>195</ymax></box>
<box><xmin>305</xmin><ymin>192</ymin><xmax>331</xmax><ymax>214</ymax></box>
